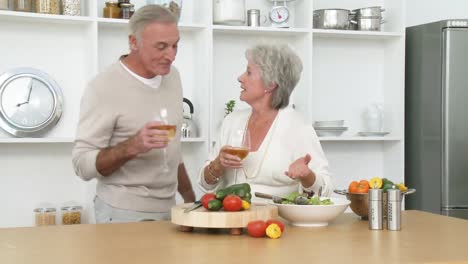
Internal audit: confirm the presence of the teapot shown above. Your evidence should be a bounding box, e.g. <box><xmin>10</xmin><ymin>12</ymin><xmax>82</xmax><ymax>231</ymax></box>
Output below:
<box><xmin>181</xmin><ymin>98</ymin><xmax>198</xmax><ymax>138</ymax></box>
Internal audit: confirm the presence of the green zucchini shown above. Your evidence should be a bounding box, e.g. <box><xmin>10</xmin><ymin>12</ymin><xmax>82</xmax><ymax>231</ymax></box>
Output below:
<box><xmin>215</xmin><ymin>183</ymin><xmax>251</xmax><ymax>200</ymax></box>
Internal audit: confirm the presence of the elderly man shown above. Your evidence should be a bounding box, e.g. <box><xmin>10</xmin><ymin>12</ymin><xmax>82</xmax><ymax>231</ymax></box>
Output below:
<box><xmin>72</xmin><ymin>5</ymin><xmax>195</xmax><ymax>223</ymax></box>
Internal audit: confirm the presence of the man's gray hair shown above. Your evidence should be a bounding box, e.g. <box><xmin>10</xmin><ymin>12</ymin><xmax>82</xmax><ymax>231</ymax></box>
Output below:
<box><xmin>129</xmin><ymin>5</ymin><xmax>178</xmax><ymax>40</ymax></box>
<box><xmin>245</xmin><ymin>44</ymin><xmax>303</xmax><ymax>109</ymax></box>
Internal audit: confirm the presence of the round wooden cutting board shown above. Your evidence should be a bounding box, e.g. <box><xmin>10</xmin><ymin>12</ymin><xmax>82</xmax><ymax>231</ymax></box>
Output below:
<box><xmin>171</xmin><ymin>203</ymin><xmax>278</xmax><ymax>228</ymax></box>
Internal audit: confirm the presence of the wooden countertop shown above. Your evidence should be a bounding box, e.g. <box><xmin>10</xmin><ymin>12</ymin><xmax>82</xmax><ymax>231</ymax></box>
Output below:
<box><xmin>1</xmin><ymin>210</ymin><xmax>467</xmax><ymax>264</ymax></box>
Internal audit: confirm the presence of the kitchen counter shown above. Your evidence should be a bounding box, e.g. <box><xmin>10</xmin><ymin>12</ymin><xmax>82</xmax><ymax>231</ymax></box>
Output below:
<box><xmin>0</xmin><ymin>210</ymin><xmax>467</xmax><ymax>263</ymax></box>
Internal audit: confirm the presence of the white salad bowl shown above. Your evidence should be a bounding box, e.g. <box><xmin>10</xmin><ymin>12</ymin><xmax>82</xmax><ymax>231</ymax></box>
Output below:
<box><xmin>275</xmin><ymin>197</ymin><xmax>350</xmax><ymax>227</ymax></box>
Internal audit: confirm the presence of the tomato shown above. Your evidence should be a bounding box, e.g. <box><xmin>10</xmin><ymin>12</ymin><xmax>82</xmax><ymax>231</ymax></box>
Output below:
<box><xmin>266</xmin><ymin>219</ymin><xmax>285</xmax><ymax>233</ymax></box>
<box><xmin>201</xmin><ymin>193</ymin><xmax>217</xmax><ymax>209</ymax></box>
<box><xmin>247</xmin><ymin>220</ymin><xmax>267</xmax><ymax>238</ymax></box>
<box><xmin>223</xmin><ymin>195</ymin><xmax>243</xmax><ymax>212</ymax></box>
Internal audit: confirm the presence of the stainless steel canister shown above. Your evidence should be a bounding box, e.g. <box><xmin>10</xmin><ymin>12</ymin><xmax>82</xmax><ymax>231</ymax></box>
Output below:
<box><xmin>368</xmin><ymin>188</ymin><xmax>383</xmax><ymax>230</ymax></box>
<box><xmin>387</xmin><ymin>188</ymin><xmax>402</xmax><ymax>231</ymax></box>
<box><xmin>247</xmin><ymin>9</ymin><xmax>261</xmax><ymax>27</ymax></box>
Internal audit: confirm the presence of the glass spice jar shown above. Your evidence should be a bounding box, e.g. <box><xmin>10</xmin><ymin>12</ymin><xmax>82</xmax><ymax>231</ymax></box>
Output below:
<box><xmin>103</xmin><ymin>1</ymin><xmax>121</xmax><ymax>18</ymax></box>
<box><xmin>35</xmin><ymin>0</ymin><xmax>61</xmax><ymax>14</ymax></box>
<box><xmin>61</xmin><ymin>205</ymin><xmax>82</xmax><ymax>225</ymax></box>
<box><xmin>120</xmin><ymin>3</ymin><xmax>134</xmax><ymax>19</ymax></box>
<box><xmin>14</xmin><ymin>0</ymin><xmax>33</xmax><ymax>12</ymax></box>
<box><xmin>34</xmin><ymin>207</ymin><xmax>57</xmax><ymax>226</ymax></box>
<box><xmin>62</xmin><ymin>0</ymin><xmax>81</xmax><ymax>16</ymax></box>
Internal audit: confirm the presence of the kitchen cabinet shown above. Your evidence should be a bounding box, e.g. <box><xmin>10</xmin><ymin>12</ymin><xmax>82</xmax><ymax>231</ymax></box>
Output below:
<box><xmin>0</xmin><ymin>0</ymin><xmax>405</xmax><ymax>227</ymax></box>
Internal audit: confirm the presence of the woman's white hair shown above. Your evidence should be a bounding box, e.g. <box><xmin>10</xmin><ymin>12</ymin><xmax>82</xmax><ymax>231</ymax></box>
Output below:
<box><xmin>245</xmin><ymin>44</ymin><xmax>303</xmax><ymax>109</ymax></box>
<box><xmin>129</xmin><ymin>5</ymin><xmax>178</xmax><ymax>41</ymax></box>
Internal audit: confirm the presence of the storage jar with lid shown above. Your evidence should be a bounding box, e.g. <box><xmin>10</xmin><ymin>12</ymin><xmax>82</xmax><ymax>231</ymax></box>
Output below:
<box><xmin>103</xmin><ymin>1</ymin><xmax>121</xmax><ymax>18</ymax></box>
<box><xmin>213</xmin><ymin>0</ymin><xmax>245</xmax><ymax>25</ymax></box>
<box><xmin>36</xmin><ymin>0</ymin><xmax>61</xmax><ymax>14</ymax></box>
<box><xmin>62</xmin><ymin>0</ymin><xmax>81</xmax><ymax>16</ymax></box>
<box><xmin>120</xmin><ymin>3</ymin><xmax>134</xmax><ymax>19</ymax></box>
<box><xmin>147</xmin><ymin>0</ymin><xmax>182</xmax><ymax>21</ymax></box>
<box><xmin>118</xmin><ymin>0</ymin><xmax>129</xmax><ymax>7</ymax></box>
<box><xmin>34</xmin><ymin>207</ymin><xmax>56</xmax><ymax>226</ymax></box>
<box><xmin>14</xmin><ymin>0</ymin><xmax>33</xmax><ymax>12</ymax></box>
<box><xmin>0</xmin><ymin>0</ymin><xmax>9</xmax><ymax>10</ymax></box>
<box><xmin>61</xmin><ymin>205</ymin><xmax>82</xmax><ymax>225</ymax></box>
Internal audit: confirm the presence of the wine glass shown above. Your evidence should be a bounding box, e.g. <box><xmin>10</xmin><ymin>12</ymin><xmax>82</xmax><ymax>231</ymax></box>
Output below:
<box><xmin>153</xmin><ymin>108</ymin><xmax>176</xmax><ymax>172</ymax></box>
<box><xmin>223</xmin><ymin>128</ymin><xmax>251</xmax><ymax>183</ymax></box>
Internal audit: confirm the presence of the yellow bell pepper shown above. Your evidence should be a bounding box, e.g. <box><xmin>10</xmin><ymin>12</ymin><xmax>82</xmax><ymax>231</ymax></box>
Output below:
<box><xmin>241</xmin><ymin>200</ymin><xmax>251</xmax><ymax>210</ymax></box>
<box><xmin>369</xmin><ymin>177</ymin><xmax>383</xmax><ymax>189</ymax></box>
<box><xmin>396</xmin><ymin>183</ymin><xmax>408</xmax><ymax>192</ymax></box>
<box><xmin>266</xmin><ymin>224</ymin><xmax>282</xmax><ymax>239</ymax></box>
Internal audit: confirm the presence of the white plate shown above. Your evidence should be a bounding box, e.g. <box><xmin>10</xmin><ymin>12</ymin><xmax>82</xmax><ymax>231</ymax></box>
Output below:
<box><xmin>314</xmin><ymin>127</ymin><xmax>348</xmax><ymax>131</ymax></box>
<box><xmin>357</xmin><ymin>132</ymin><xmax>390</xmax><ymax>137</ymax></box>
<box><xmin>313</xmin><ymin>120</ymin><xmax>345</xmax><ymax>127</ymax></box>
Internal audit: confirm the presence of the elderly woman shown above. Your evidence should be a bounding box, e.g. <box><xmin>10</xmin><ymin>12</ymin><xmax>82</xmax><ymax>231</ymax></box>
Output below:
<box><xmin>198</xmin><ymin>44</ymin><xmax>332</xmax><ymax>201</ymax></box>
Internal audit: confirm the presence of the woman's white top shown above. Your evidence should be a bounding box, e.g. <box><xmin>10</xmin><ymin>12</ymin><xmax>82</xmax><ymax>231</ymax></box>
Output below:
<box><xmin>198</xmin><ymin>106</ymin><xmax>333</xmax><ymax>202</ymax></box>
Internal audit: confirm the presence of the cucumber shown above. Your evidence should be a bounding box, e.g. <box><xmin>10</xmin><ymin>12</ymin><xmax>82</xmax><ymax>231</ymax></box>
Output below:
<box><xmin>207</xmin><ymin>199</ymin><xmax>222</xmax><ymax>211</ymax></box>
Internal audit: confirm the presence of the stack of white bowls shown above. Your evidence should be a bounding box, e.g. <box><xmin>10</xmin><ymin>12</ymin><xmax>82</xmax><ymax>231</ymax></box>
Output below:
<box><xmin>313</xmin><ymin>120</ymin><xmax>348</xmax><ymax>137</ymax></box>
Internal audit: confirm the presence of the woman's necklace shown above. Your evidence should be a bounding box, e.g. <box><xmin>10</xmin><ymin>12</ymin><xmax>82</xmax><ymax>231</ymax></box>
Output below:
<box><xmin>241</xmin><ymin>111</ymin><xmax>280</xmax><ymax>181</ymax></box>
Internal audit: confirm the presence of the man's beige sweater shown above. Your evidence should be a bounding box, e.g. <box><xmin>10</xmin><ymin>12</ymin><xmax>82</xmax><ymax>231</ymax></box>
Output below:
<box><xmin>72</xmin><ymin>61</ymin><xmax>183</xmax><ymax>212</ymax></box>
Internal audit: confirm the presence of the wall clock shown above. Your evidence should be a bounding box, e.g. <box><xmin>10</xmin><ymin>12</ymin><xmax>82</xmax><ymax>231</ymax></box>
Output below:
<box><xmin>0</xmin><ymin>68</ymin><xmax>63</xmax><ymax>137</ymax></box>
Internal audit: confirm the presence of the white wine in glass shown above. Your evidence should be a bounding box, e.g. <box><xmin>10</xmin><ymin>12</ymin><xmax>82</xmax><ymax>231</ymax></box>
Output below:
<box><xmin>222</xmin><ymin>147</ymin><xmax>249</xmax><ymax>160</ymax></box>
<box><xmin>153</xmin><ymin>124</ymin><xmax>177</xmax><ymax>140</ymax></box>
<box><xmin>153</xmin><ymin>108</ymin><xmax>173</xmax><ymax>172</ymax></box>
<box><xmin>223</xmin><ymin>128</ymin><xmax>251</xmax><ymax>182</ymax></box>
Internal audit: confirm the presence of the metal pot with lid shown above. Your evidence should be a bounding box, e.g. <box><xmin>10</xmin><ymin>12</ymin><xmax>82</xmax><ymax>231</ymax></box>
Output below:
<box><xmin>313</xmin><ymin>9</ymin><xmax>353</xmax><ymax>30</ymax></box>
<box><xmin>352</xmin><ymin>6</ymin><xmax>385</xmax><ymax>19</ymax></box>
<box><xmin>181</xmin><ymin>98</ymin><xmax>198</xmax><ymax>138</ymax></box>
<box><xmin>350</xmin><ymin>6</ymin><xmax>386</xmax><ymax>31</ymax></box>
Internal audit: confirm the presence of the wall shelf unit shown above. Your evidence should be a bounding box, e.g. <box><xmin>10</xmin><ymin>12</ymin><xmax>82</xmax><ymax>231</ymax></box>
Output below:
<box><xmin>312</xmin><ymin>29</ymin><xmax>404</xmax><ymax>39</ymax></box>
<box><xmin>0</xmin><ymin>0</ymin><xmax>405</xmax><ymax>227</ymax></box>
<box><xmin>319</xmin><ymin>137</ymin><xmax>401</xmax><ymax>141</ymax></box>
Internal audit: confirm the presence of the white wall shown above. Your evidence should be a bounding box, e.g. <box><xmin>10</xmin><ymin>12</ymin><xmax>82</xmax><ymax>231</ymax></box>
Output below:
<box><xmin>406</xmin><ymin>0</ymin><xmax>468</xmax><ymax>27</ymax></box>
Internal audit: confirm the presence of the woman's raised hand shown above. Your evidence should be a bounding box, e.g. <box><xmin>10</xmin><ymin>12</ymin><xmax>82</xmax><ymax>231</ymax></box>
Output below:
<box><xmin>285</xmin><ymin>154</ymin><xmax>313</xmax><ymax>180</ymax></box>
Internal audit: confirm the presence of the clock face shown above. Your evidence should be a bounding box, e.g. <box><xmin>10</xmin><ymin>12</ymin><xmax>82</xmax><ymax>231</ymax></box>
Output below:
<box><xmin>270</xmin><ymin>6</ymin><xmax>289</xmax><ymax>23</ymax></box>
<box><xmin>1</xmin><ymin>76</ymin><xmax>55</xmax><ymax>128</ymax></box>
<box><xmin>0</xmin><ymin>68</ymin><xmax>63</xmax><ymax>137</ymax></box>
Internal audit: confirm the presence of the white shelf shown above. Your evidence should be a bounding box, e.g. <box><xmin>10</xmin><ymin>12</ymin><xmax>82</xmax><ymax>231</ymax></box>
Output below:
<box><xmin>213</xmin><ymin>25</ymin><xmax>311</xmax><ymax>36</ymax></box>
<box><xmin>181</xmin><ymin>137</ymin><xmax>205</xmax><ymax>143</ymax></box>
<box><xmin>312</xmin><ymin>29</ymin><xmax>404</xmax><ymax>39</ymax></box>
<box><xmin>0</xmin><ymin>138</ymin><xmax>75</xmax><ymax>143</ymax></box>
<box><xmin>0</xmin><ymin>10</ymin><xmax>94</xmax><ymax>24</ymax></box>
<box><xmin>97</xmin><ymin>18</ymin><xmax>206</xmax><ymax>32</ymax></box>
<box><xmin>319</xmin><ymin>136</ymin><xmax>401</xmax><ymax>141</ymax></box>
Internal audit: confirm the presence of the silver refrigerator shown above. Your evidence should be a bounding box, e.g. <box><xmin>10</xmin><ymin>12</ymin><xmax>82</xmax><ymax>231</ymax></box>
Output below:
<box><xmin>406</xmin><ymin>20</ymin><xmax>468</xmax><ymax>220</ymax></box>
